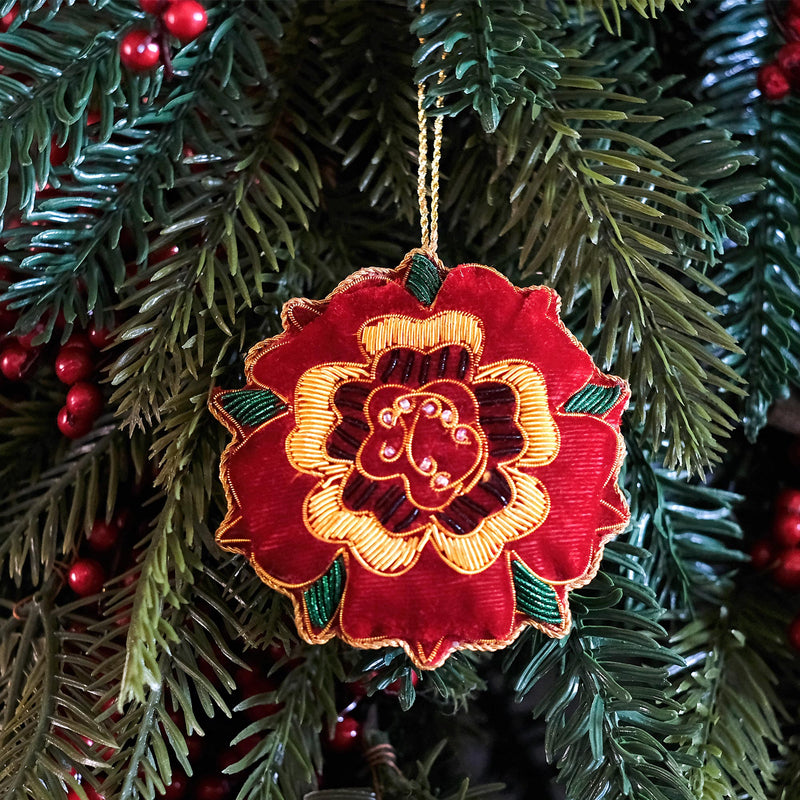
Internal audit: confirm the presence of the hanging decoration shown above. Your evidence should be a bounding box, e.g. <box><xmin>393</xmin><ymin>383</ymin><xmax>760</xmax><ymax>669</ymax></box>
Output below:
<box><xmin>209</xmin><ymin>11</ymin><xmax>630</xmax><ymax>669</ymax></box>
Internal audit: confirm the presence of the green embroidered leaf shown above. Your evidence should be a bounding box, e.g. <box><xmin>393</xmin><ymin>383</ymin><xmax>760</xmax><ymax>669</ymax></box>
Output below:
<box><xmin>407</xmin><ymin>253</ymin><xmax>442</xmax><ymax>306</ymax></box>
<box><xmin>304</xmin><ymin>557</ymin><xmax>346</xmax><ymax>630</ymax></box>
<box><xmin>512</xmin><ymin>560</ymin><xmax>563</xmax><ymax>627</ymax></box>
<box><xmin>220</xmin><ymin>389</ymin><xmax>287</xmax><ymax>427</ymax></box>
<box><xmin>563</xmin><ymin>383</ymin><xmax>622</xmax><ymax>415</ymax></box>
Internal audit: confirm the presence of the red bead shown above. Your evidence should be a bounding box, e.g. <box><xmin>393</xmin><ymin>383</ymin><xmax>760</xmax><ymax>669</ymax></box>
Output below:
<box><xmin>0</xmin><ymin>5</ymin><xmax>18</xmax><ymax>32</ymax></box>
<box><xmin>774</xmin><ymin>549</ymin><xmax>800</xmax><ymax>590</ymax></box>
<box><xmin>750</xmin><ymin>538</ymin><xmax>775</xmax><ymax>570</ymax></box>
<box><xmin>64</xmin><ymin>331</ymin><xmax>94</xmax><ymax>351</ymax></box>
<box><xmin>194</xmin><ymin>776</ymin><xmax>232</xmax><ymax>800</ymax></box>
<box><xmin>0</xmin><ymin>342</ymin><xmax>33</xmax><ymax>381</ymax></box>
<box><xmin>57</xmin><ymin>406</ymin><xmax>94</xmax><ymax>439</ymax></box>
<box><xmin>327</xmin><ymin>715</ymin><xmax>361</xmax><ymax>752</ymax></box>
<box><xmin>789</xmin><ymin>614</ymin><xmax>800</xmax><ymax>652</ymax></box>
<box><xmin>55</xmin><ymin>346</ymin><xmax>94</xmax><ymax>384</ymax></box>
<box><xmin>774</xmin><ymin>511</ymin><xmax>800</xmax><ymax>548</ymax></box>
<box><xmin>758</xmin><ymin>63</ymin><xmax>791</xmax><ymax>101</ymax></box>
<box><xmin>163</xmin><ymin>0</ymin><xmax>207</xmax><ymax>42</ymax></box>
<box><xmin>778</xmin><ymin>42</ymin><xmax>800</xmax><ymax>86</ymax></box>
<box><xmin>119</xmin><ymin>30</ymin><xmax>162</xmax><ymax>71</ymax></box>
<box><xmin>87</xmin><ymin>519</ymin><xmax>119</xmax><ymax>553</ymax></box>
<box><xmin>67</xmin><ymin>785</ymin><xmax>105</xmax><ymax>800</ymax></box>
<box><xmin>68</xmin><ymin>558</ymin><xmax>106</xmax><ymax>597</ymax></box>
<box><xmin>160</xmin><ymin>770</ymin><xmax>189</xmax><ymax>800</ymax></box>
<box><xmin>88</xmin><ymin>319</ymin><xmax>114</xmax><ymax>349</ymax></box>
<box><xmin>777</xmin><ymin>488</ymin><xmax>800</xmax><ymax>516</ymax></box>
<box><xmin>140</xmin><ymin>0</ymin><xmax>169</xmax><ymax>13</ymax></box>
<box><xmin>15</xmin><ymin>323</ymin><xmax>46</xmax><ymax>349</ymax></box>
<box><xmin>66</xmin><ymin>381</ymin><xmax>103</xmax><ymax>422</ymax></box>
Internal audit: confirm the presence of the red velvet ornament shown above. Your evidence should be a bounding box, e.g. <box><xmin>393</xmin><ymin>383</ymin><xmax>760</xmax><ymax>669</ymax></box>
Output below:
<box><xmin>210</xmin><ymin>250</ymin><xmax>630</xmax><ymax>669</ymax></box>
<box><xmin>774</xmin><ymin>549</ymin><xmax>800</xmax><ymax>590</ymax></box>
<box><xmin>328</xmin><ymin>715</ymin><xmax>361</xmax><ymax>752</ymax></box>
<box><xmin>57</xmin><ymin>406</ymin><xmax>94</xmax><ymax>439</ymax></box>
<box><xmin>194</xmin><ymin>776</ymin><xmax>232</xmax><ymax>800</ymax></box>
<box><xmin>119</xmin><ymin>30</ymin><xmax>162</xmax><ymax>71</ymax></box>
<box><xmin>163</xmin><ymin>0</ymin><xmax>208</xmax><ymax>42</ymax></box>
<box><xmin>757</xmin><ymin>63</ymin><xmax>791</xmax><ymax>101</ymax></box>
<box><xmin>66</xmin><ymin>381</ymin><xmax>103</xmax><ymax>421</ymax></box>
<box><xmin>1</xmin><ymin>342</ymin><xmax>33</xmax><ymax>381</ymax></box>
<box><xmin>777</xmin><ymin>42</ymin><xmax>800</xmax><ymax>86</ymax></box>
<box><xmin>87</xmin><ymin>519</ymin><xmax>119</xmax><ymax>553</ymax></box>
<box><xmin>774</xmin><ymin>510</ymin><xmax>800</xmax><ymax>548</ymax></box>
<box><xmin>750</xmin><ymin>538</ymin><xmax>775</xmax><ymax>570</ymax></box>
<box><xmin>68</xmin><ymin>558</ymin><xmax>106</xmax><ymax>597</ymax></box>
<box><xmin>55</xmin><ymin>346</ymin><xmax>94</xmax><ymax>384</ymax></box>
<box><xmin>50</xmin><ymin>136</ymin><xmax>69</xmax><ymax>167</ymax></box>
<box><xmin>789</xmin><ymin>614</ymin><xmax>800</xmax><ymax>652</ymax></box>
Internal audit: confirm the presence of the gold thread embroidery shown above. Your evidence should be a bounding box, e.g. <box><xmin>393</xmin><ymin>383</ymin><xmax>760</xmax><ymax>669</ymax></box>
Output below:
<box><xmin>475</xmin><ymin>360</ymin><xmax>559</xmax><ymax>469</ymax></box>
<box><xmin>428</xmin><ymin>468</ymin><xmax>550</xmax><ymax>574</ymax></box>
<box><xmin>360</xmin><ymin>311</ymin><xmax>485</xmax><ymax>364</ymax></box>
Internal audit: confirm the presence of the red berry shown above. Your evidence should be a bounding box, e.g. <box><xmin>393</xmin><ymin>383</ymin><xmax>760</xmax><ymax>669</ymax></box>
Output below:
<box><xmin>750</xmin><ymin>538</ymin><xmax>775</xmax><ymax>570</ymax></box>
<box><xmin>15</xmin><ymin>323</ymin><xmax>46</xmax><ymax>349</ymax></box>
<box><xmin>777</xmin><ymin>488</ymin><xmax>800</xmax><ymax>516</ymax></box>
<box><xmin>778</xmin><ymin>42</ymin><xmax>800</xmax><ymax>85</ymax></box>
<box><xmin>163</xmin><ymin>0</ymin><xmax>207</xmax><ymax>42</ymax></box>
<box><xmin>66</xmin><ymin>381</ymin><xmax>103</xmax><ymax>421</ymax></box>
<box><xmin>88</xmin><ymin>319</ymin><xmax>114</xmax><ymax>349</ymax></box>
<box><xmin>55</xmin><ymin>346</ymin><xmax>94</xmax><ymax>384</ymax></box>
<box><xmin>774</xmin><ymin>549</ymin><xmax>800</xmax><ymax>590</ymax></box>
<box><xmin>384</xmin><ymin>670</ymin><xmax>419</xmax><ymax>697</ymax></box>
<box><xmin>57</xmin><ymin>406</ymin><xmax>94</xmax><ymax>439</ymax></box>
<box><xmin>0</xmin><ymin>302</ymin><xmax>17</xmax><ymax>333</ymax></box>
<box><xmin>194</xmin><ymin>776</ymin><xmax>231</xmax><ymax>800</ymax></box>
<box><xmin>774</xmin><ymin>511</ymin><xmax>800</xmax><ymax>548</ymax></box>
<box><xmin>185</xmin><ymin>733</ymin><xmax>204</xmax><ymax>761</ymax></box>
<box><xmin>160</xmin><ymin>770</ymin><xmax>189</xmax><ymax>800</ymax></box>
<box><xmin>758</xmin><ymin>63</ymin><xmax>791</xmax><ymax>101</ymax></box>
<box><xmin>67</xmin><ymin>785</ymin><xmax>105</xmax><ymax>800</ymax></box>
<box><xmin>789</xmin><ymin>614</ymin><xmax>800</xmax><ymax>652</ymax></box>
<box><xmin>787</xmin><ymin>11</ymin><xmax>800</xmax><ymax>41</ymax></box>
<box><xmin>327</xmin><ymin>715</ymin><xmax>360</xmax><ymax>752</ymax></box>
<box><xmin>64</xmin><ymin>331</ymin><xmax>94</xmax><ymax>351</ymax></box>
<box><xmin>68</xmin><ymin>558</ymin><xmax>106</xmax><ymax>597</ymax></box>
<box><xmin>0</xmin><ymin>342</ymin><xmax>34</xmax><ymax>380</ymax></box>
<box><xmin>140</xmin><ymin>0</ymin><xmax>168</xmax><ymax>13</ymax></box>
<box><xmin>0</xmin><ymin>4</ymin><xmax>18</xmax><ymax>32</ymax></box>
<box><xmin>119</xmin><ymin>30</ymin><xmax>162</xmax><ymax>71</ymax></box>
<box><xmin>87</xmin><ymin>519</ymin><xmax>119</xmax><ymax>553</ymax></box>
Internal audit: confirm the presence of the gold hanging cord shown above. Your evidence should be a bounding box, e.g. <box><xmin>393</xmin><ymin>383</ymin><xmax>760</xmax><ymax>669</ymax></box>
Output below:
<box><xmin>417</xmin><ymin>1</ymin><xmax>444</xmax><ymax>256</ymax></box>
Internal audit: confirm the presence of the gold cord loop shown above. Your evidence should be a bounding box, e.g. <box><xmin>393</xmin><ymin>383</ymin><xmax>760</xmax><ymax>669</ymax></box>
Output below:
<box><xmin>417</xmin><ymin>2</ymin><xmax>444</xmax><ymax>256</ymax></box>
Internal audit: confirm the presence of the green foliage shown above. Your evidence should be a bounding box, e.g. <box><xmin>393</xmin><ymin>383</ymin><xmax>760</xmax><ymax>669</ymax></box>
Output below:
<box><xmin>696</xmin><ymin>0</ymin><xmax>800</xmax><ymax>439</ymax></box>
<box><xmin>413</xmin><ymin>0</ymin><xmax>562</xmax><ymax>133</ymax></box>
<box><xmin>507</xmin><ymin>538</ymin><xmax>693</xmax><ymax>800</ymax></box>
<box><xmin>563</xmin><ymin>0</ymin><xmax>688</xmax><ymax>34</ymax></box>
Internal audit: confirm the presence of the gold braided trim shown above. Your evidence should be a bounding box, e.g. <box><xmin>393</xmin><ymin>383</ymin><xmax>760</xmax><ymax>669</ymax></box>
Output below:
<box><xmin>429</xmin><ymin>468</ymin><xmax>550</xmax><ymax>574</ymax></box>
<box><xmin>360</xmin><ymin>311</ymin><xmax>484</xmax><ymax>363</ymax></box>
<box><xmin>475</xmin><ymin>360</ymin><xmax>560</xmax><ymax>469</ymax></box>
<box><xmin>303</xmin><ymin>464</ymin><xmax>431</xmax><ymax>575</ymax></box>
<box><xmin>286</xmin><ymin>362</ymin><xmax>369</xmax><ymax>475</ymax></box>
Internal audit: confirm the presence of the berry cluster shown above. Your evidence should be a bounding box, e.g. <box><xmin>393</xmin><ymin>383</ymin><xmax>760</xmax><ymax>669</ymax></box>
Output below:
<box><xmin>751</xmin><ymin>488</ymin><xmax>800</xmax><ymax>650</ymax></box>
<box><xmin>757</xmin><ymin>0</ymin><xmax>800</xmax><ymax>101</ymax></box>
<box><xmin>120</xmin><ymin>0</ymin><xmax>208</xmax><ymax>73</ymax></box>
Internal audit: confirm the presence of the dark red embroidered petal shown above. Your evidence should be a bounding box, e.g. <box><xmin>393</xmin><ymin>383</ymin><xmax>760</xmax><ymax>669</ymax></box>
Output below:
<box><xmin>328</xmin><ymin>382</ymin><xmax>371</xmax><ymax>460</ymax></box>
<box><xmin>474</xmin><ymin>382</ymin><xmax>525</xmax><ymax>461</ymax></box>
<box><xmin>374</xmin><ymin>346</ymin><xmax>473</xmax><ymax>387</ymax></box>
<box><xmin>435</xmin><ymin>468</ymin><xmax>512</xmax><ymax>535</ymax></box>
<box><xmin>341</xmin><ymin>470</ymin><xmax>419</xmax><ymax>532</ymax></box>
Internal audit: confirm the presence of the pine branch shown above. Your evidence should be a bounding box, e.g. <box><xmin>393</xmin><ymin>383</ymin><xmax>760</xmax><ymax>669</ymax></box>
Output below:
<box><xmin>697</xmin><ymin>0</ymin><xmax>800</xmax><ymax>439</ymax></box>
<box><xmin>412</xmin><ymin>0</ymin><xmax>562</xmax><ymax>133</ymax></box>
<box><xmin>507</xmin><ymin>539</ymin><xmax>693</xmax><ymax>800</ymax></box>
<box><xmin>564</xmin><ymin>0</ymin><xmax>688</xmax><ymax>34</ymax></box>
<box><xmin>490</xmin><ymin>38</ymin><xmax>748</xmax><ymax>474</ymax></box>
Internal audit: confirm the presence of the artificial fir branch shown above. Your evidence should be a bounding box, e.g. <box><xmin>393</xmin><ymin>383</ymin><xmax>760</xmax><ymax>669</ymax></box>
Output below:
<box><xmin>565</xmin><ymin>0</ymin><xmax>688</xmax><ymax>35</ymax></box>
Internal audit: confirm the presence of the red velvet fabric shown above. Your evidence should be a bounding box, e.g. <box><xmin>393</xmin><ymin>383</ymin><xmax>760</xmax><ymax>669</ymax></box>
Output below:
<box><xmin>210</xmin><ymin>254</ymin><xmax>629</xmax><ymax>668</ymax></box>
